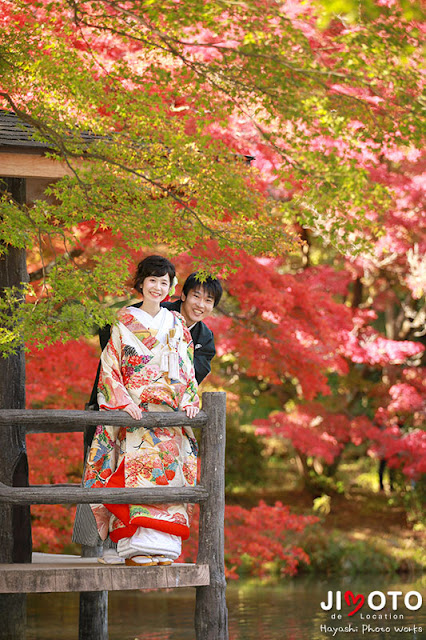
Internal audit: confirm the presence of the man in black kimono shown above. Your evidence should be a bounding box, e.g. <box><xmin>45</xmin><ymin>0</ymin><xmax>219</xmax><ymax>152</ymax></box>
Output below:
<box><xmin>162</xmin><ymin>273</ymin><xmax>222</xmax><ymax>384</ymax></box>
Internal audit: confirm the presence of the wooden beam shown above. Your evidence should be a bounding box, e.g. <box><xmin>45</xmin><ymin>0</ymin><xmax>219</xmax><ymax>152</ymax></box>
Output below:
<box><xmin>0</xmin><ymin>409</ymin><xmax>208</xmax><ymax>432</ymax></box>
<box><xmin>0</xmin><ymin>152</ymin><xmax>76</xmax><ymax>179</ymax></box>
<box><xmin>0</xmin><ymin>482</ymin><xmax>209</xmax><ymax>505</ymax></box>
<box><xmin>0</xmin><ymin>560</ymin><xmax>210</xmax><ymax>593</ymax></box>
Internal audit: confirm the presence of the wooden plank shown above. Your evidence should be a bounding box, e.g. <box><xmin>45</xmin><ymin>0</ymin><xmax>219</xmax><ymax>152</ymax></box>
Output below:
<box><xmin>0</xmin><ymin>408</ymin><xmax>208</xmax><ymax>431</ymax></box>
<box><xmin>196</xmin><ymin>392</ymin><xmax>229</xmax><ymax>640</ymax></box>
<box><xmin>33</xmin><ymin>552</ymin><xmax>99</xmax><ymax>564</ymax></box>
<box><xmin>0</xmin><ymin>482</ymin><xmax>209</xmax><ymax>505</ymax></box>
<box><xmin>0</xmin><ymin>562</ymin><xmax>209</xmax><ymax>593</ymax></box>
<box><xmin>0</xmin><ymin>152</ymin><xmax>75</xmax><ymax>179</ymax></box>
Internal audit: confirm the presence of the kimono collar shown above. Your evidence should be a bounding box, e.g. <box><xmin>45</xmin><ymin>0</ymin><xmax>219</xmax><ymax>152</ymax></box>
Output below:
<box><xmin>117</xmin><ymin>307</ymin><xmax>168</xmax><ymax>352</ymax></box>
<box><xmin>117</xmin><ymin>307</ymin><xmax>154</xmax><ymax>334</ymax></box>
<box><xmin>170</xmin><ymin>310</ymin><xmax>193</xmax><ymax>346</ymax></box>
<box><xmin>117</xmin><ymin>307</ymin><xmax>191</xmax><ymax>345</ymax></box>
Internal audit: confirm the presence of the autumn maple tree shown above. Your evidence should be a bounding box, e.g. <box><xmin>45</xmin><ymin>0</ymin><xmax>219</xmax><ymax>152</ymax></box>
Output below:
<box><xmin>1</xmin><ymin>0</ymin><xmax>424</xmax><ymax>566</ymax></box>
<box><xmin>0</xmin><ymin>0</ymin><xmax>424</xmax><ymax>347</ymax></box>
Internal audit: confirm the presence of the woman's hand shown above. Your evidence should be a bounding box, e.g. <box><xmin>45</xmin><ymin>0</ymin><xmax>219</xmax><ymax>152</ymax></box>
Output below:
<box><xmin>123</xmin><ymin>402</ymin><xmax>143</xmax><ymax>420</ymax></box>
<box><xmin>184</xmin><ymin>405</ymin><xmax>200</xmax><ymax>419</ymax></box>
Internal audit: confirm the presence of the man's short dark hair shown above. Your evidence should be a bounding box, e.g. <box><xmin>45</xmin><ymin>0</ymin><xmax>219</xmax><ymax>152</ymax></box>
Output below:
<box><xmin>134</xmin><ymin>255</ymin><xmax>176</xmax><ymax>293</ymax></box>
<box><xmin>182</xmin><ymin>272</ymin><xmax>223</xmax><ymax>307</ymax></box>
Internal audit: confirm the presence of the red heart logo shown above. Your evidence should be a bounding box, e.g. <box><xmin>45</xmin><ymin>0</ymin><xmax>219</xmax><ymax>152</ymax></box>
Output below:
<box><xmin>344</xmin><ymin>590</ymin><xmax>365</xmax><ymax>616</ymax></box>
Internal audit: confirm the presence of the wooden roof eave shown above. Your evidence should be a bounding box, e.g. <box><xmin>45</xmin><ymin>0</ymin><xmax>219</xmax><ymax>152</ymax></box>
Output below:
<box><xmin>0</xmin><ymin>148</ymin><xmax>86</xmax><ymax>179</ymax></box>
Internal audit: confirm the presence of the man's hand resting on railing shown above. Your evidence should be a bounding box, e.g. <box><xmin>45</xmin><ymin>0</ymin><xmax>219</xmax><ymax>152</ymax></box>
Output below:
<box><xmin>122</xmin><ymin>403</ymin><xmax>200</xmax><ymax>419</ymax></box>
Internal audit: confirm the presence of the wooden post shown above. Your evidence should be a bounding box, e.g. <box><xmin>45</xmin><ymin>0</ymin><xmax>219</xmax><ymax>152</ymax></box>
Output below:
<box><xmin>79</xmin><ymin>545</ymin><xmax>108</xmax><ymax>640</ymax></box>
<box><xmin>195</xmin><ymin>392</ymin><xmax>228</xmax><ymax>640</ymax></box>
<box><xmin>0</xmin><ymin>178</ymin><xmax>31</xmax><ymax>640</ymax></box>
<box><xmin>79</xmin><ymin>589</ymin><xmax>108</xmax><ymax>640</ymax></box>
<box><xmin>79</xmin><ymin>410</ymin><xmax>108</xmax><ymax>640</ymax></box>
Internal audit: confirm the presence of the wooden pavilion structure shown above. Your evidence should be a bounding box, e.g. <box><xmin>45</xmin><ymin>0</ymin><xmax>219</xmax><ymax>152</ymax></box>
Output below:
<box><xmin>0</xmin><ymin>110</ymin><xmax>228</xmax><ymax>640</ymax></box>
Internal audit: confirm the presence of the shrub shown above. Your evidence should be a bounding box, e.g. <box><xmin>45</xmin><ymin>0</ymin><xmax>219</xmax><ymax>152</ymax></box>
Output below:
<box><xmin>180</xmin><ymin>501</ymin><xmax>318</xmax><ymax>579</ymax></box>
<box><xmin>297</xmin><ymin>526</ymin><xmax>398</xmax><ymax>576</ymax></box>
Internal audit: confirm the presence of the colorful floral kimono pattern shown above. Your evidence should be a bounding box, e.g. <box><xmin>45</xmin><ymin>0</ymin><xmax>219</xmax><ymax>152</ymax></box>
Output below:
<box><xmin>83</xmin><ymin>307</ymin><xmax>199</xmax><ymax>542</ymax></box>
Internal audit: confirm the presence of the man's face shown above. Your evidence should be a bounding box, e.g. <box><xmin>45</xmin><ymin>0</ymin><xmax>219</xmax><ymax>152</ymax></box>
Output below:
<box><xmin>180</xmin><ymin>286</ymin><xmax>215</xmax><ymax>326</ymax></box>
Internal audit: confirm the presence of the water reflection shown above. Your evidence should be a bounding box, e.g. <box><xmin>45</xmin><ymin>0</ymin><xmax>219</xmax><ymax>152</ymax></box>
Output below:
<box><xmin>27</xmin><ymin>575</ymin><xmax>425</xmax><ymax>640</ymax></box>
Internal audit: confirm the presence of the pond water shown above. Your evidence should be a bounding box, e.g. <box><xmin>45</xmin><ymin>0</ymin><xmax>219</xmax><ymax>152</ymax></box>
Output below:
<box><xmin>27</xmin><ymin>574</ymin><xmax>425</xmax><ymax>640</ymax></box>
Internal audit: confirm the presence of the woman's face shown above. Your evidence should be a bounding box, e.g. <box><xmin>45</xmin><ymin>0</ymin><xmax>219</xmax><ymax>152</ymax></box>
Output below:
<box><xmin>141</xmin><ymin>273</ymin><xmax>171</xmax><ymax>304</ymax></box>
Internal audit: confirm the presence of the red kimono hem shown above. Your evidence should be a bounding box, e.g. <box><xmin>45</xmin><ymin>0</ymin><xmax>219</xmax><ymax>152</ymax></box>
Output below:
<box><xmin>105</xmin><ymin>459</ymin><xmax>190</xmax><ymax>542</ymax></box>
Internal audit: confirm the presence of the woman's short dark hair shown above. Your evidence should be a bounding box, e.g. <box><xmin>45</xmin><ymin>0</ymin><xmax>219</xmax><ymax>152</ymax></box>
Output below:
<box><xmin>182</xmin><ymin>272</ymin><xmax>223</xmax><ymax>307</ymax></box>
<box><xmin>134</xmin><ymin>255</ymin><xmax>176</xmax><ymax>293</ymax></box>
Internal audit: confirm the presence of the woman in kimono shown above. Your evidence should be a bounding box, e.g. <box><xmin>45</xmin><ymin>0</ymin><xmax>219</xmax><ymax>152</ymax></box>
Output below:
<box><xmin>82</xmin><ymin>255</ymin><xmax>199</xmax><ymax>566</ymax></box>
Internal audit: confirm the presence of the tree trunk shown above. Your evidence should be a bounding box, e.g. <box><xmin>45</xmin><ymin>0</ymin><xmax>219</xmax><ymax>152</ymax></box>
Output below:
<box><xmin>294</xmin><ymin>451</ymin><xmax>310</xmax><ymax>487</ymax></box>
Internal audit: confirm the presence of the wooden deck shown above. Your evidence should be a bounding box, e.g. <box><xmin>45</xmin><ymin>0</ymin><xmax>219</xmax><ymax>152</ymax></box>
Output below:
<box><xmin>0</xmin><ymin>553</ymin><xmax>209</xmax><ymax>594</ymax></box>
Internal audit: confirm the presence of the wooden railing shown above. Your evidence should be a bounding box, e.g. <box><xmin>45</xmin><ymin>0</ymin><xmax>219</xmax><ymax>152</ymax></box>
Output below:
<box><xmin>0</xmin><ymin>391</ymin><xmax>228</xmax><ymax>640</ymax></box>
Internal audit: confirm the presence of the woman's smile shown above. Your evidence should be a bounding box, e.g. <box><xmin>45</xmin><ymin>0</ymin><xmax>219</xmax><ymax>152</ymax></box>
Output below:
<box><xmin>142</xmin><ymin>276</ymin><xmax>171</xmax><ymax>303</ymax></box>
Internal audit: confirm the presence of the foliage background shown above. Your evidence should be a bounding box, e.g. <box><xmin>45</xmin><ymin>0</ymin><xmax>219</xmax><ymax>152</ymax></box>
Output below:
<box><xmin>0</xmin><ymin>0</ymin><xmax>424</xmax><ymax>576</ymax></box>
